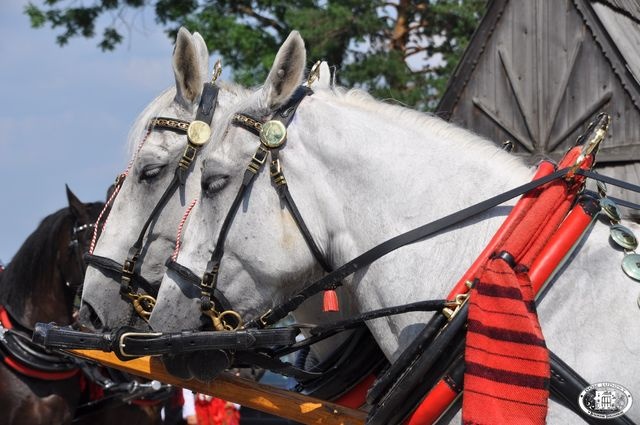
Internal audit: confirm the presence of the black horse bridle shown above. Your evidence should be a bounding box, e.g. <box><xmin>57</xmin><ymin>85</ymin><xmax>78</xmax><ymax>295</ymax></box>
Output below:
<box><xmin>165</xmin><ymin>85</ymin><xmax>336</xmax><ymax>331</ymax></box>
<box><xmin>85</xmin><ymin>76</ymin><xmax>220</xmax><ymax>322</ymax></box>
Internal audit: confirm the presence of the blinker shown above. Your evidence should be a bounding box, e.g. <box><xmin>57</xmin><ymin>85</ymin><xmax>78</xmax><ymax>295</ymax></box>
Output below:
<box><xmin>610</xmin><ymin>224</ymin><xmax>638</xmax><ymax>251</ymax></box>
<box><xmin>260</xmin><ymin>120</ymin><xmax>287</xmax><ymax>148</ymax></box>
<box><xmin>187</xmin><ymin>120</ymin><xmax>212</xmax><ymax>146</ymax></box>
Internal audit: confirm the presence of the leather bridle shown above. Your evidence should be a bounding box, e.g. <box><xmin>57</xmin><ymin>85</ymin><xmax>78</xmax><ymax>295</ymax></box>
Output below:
<box><xmin>166</xmin><ymin>85</ymin><xmax>336</xmax><ymax>331</ymax></box>
<box><xmin>85</xmin><ymin>76</ymin><xmax>220</xmax><ymax>322</ymax></box>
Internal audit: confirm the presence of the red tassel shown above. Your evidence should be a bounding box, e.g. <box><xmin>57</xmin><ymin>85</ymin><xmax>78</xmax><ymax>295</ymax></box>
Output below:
<box><xmin>323</xmin><ymin>289</ymin><xmax>339</xmax><ymax>312</ymax></box>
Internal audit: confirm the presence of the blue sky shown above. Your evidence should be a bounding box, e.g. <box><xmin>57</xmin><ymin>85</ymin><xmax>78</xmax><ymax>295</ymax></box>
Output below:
<box><xmin>0</xmin><ymin>1</ymin><xmax>178</xmax><ymax>262</ymax></box>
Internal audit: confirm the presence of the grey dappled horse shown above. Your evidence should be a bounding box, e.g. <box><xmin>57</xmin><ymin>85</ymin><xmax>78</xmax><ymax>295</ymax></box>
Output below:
<box><xmin>148</xmin><ymin>32</ymin><xmax>640</xmax><ymax>423</ymax></box>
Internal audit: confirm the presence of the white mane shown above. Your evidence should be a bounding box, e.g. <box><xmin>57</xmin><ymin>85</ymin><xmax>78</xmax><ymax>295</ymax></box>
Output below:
<box><xmin>318</xmin><ymin>87</ymin><xmax>531</xmax><ymax>176</ymax></box>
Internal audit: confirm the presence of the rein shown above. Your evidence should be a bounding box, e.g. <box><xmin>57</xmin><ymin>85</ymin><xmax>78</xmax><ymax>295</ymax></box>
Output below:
<box><xmin>85</xmin><ymin>74</ymin><xmax>220</xmax><ymax>321</ymax></box>
<box><xmin>39</xmin><ymin>86</ymin><xmax>640</xmax><ymax>422</ymax></box>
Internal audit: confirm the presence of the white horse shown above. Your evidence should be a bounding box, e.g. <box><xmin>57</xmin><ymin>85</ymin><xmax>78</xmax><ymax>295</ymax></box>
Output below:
<box><xmin>79</xmin><ymin>27</ymin><xmax>335</xmax><ymax>332</ymax></box>
<box><xmin>148</xmin><ymin>32</ymin><xmax>640</xmax><ymax>423</ymax></box>
<box><xmin>80</xmin><ymin>28</ymin><xmax>249</xmax><ymax>331</ymax></box>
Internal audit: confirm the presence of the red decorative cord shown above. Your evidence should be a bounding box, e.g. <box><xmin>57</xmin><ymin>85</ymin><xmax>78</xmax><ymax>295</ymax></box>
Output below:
<box><xmin>89</xmin><ymin>126</ymin><xmax>152</xmax><ymax>254</ymax></box>
<box><xmin>171</xmin><ymin>199</ymin><xmax>198</xmax><ymax>261</ymax></box>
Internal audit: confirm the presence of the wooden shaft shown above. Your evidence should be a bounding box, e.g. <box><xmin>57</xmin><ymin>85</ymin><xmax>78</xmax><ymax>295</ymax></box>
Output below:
<box><xmin>69</xmin><ymin>350</ymin><xmax>366</xmax><ymax>425</ymax></box>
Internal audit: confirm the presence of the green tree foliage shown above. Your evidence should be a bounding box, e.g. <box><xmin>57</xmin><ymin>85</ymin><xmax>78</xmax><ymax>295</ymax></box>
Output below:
<box><xmin>25</xmin><ymin>0</ymin><xmax>486</xmax><ymax>110</ymax></box>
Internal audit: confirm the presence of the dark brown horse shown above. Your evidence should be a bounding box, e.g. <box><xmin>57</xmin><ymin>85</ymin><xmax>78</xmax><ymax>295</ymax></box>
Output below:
<box><xmin>0</xmin><ymin>187</ymin><xmax>165</xmax><ymax>425</ymax></box>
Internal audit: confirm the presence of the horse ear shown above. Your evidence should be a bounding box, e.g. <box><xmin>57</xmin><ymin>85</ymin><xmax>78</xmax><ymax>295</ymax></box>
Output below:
<box><xmin>173</xmin><ymin>27</ymin><xmax>208</xmax><ymax>106</ymax></box>
<box><xmin>66</xmin><ymin>184</ymin><xmax>84</xmax><ymax>220</ymax></box>
<box><xmin>262</xmin><ymin>31</ymin><xmax>306</xmax><ymax>109</ymax></box>
<box><xmin>317</xmin><ymin>61</ymin><xmax>331</xmax><ymax>88</ymax></box>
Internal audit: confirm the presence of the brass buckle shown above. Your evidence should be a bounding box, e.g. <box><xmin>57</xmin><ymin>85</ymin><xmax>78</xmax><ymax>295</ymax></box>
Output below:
<box><xmin>122</xmin><ymin>260</ymin><xmax>135</xmax><ymax>274</ymax></box>
<box><xmin>118</xmin><ymin>331</ymin><xmax>162</xmax><ymax>358</ymax></box>
<box><xmin>200</xmin><ymin>271</ymin><xmax>216</xmax><ymax>290</ymax></box>
<box><xmin>248</xmin><ymin>146</ymin><xmax>269</xmax><ymax>174</ymax></box>
<box><xmin>179</xmin><ymin>144</ymin><xmax>198</xmax><ymax>169</ymax></box>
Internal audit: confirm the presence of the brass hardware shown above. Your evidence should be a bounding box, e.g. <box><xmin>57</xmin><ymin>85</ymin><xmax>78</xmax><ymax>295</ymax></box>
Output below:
<box><xmin>260</xmin><ymin>120</ymin><xmax>287</xmax><ymax>148</ymax></box>
<box><xmin>248</xmin><ymin>146</ymin><xmax>269</xmax><ymax>174</ymax></box>
<box><xmin>178</xmin><ymin>145</ymin><xmax>198</xmax><ymax>170</ymax></box>
<box><xmin>187</xmin><ymin>120</ymin><xmax>212</xmax><ymax>146</ymax></box>
<box><xmin>212</xmin><ymin>59</ymin><xmax>222</xmax><ymax>83</ymax></box>
<box><xmin>442</xmin><ymin>292</ymin><xmax>470</xmax><ymax>321</ymax></box>
<box><xmin>233</xmin><ymin>114</ymin><xmax>263</xmax><ymax>132</ymax></box>
<box><xmin>306</xmin><ymin>61</ymin><xmax>322</xmax><ymax>87</ymax></box>
<box><xmin>151</xmin><ymin>118</ymin><xmax>190</xmax><ymax>132</ymax></box>
<box><xmin>125</xmin><ymin>293</ymin><xmax>157</xmax><ymax>320</ymax></box>
<box><xmin>270</xmin><ymin>159</ymin><xmax>287</xmax><ymax>185</ymax></box>
<box><xmin>200</xmin><ymin>269</ymin><xmax>218</xmax><ymax>290</ymax></box>
<box><xmin>203</xmin><ymin>308</ymin><xmax>243</xmax><ymax>331</ymax></box>
<box><xmin>118</xmin><ymin>331</ymin><xmax>162</xmax><ymax>358</ymax></box>
<box><xmin>569</xmin><ymin>113</ymin><xmax>610</xmax><ymax>175</ymax></box>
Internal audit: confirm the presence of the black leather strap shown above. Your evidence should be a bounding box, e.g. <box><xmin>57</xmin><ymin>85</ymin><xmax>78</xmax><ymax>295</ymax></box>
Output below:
<box><xmin>84</xmin><ymin>254</ymin><xmax>158</xmax><ymax>297</ymax></box>
<box><xmin>249</xmin><ymin>168</ymin><xmax>572</xmax><ymax>328</ymax></box>
<box><xmin>33</xmin><ymin>323</ymin><xmax>298</xmax><ymax>359</ymax></box>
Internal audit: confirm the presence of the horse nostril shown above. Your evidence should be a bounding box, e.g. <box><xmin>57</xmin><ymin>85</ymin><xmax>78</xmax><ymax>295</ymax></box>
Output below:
<box><xmin>78</xmin><ymin>302</ymin><xmax>103</xmax><ymax>331</ymax></box>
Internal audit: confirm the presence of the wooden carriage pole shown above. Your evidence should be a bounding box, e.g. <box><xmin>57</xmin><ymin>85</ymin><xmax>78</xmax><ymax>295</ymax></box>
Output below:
<box><xmin>69</xmin><ymin>350</ymin><xmax>366</xmax><ymax>425</ymax></box>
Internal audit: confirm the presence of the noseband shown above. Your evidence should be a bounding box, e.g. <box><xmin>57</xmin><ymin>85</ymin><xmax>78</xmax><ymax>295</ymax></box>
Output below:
<box><xmin>86</xmin><ymin>76</ymin><xmax>220</xmax><ymax>322</ymax></box>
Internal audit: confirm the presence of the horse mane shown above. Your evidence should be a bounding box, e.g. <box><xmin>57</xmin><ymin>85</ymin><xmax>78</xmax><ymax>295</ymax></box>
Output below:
<box><xmin>0</xmin><ymin>208</ymin><xmax>72</xmax><ymax>315</ymax></box>
<box><xmin>320</xmin><ymin>87</ymin><xmax>530</xmax><ymax>174</ymax></box>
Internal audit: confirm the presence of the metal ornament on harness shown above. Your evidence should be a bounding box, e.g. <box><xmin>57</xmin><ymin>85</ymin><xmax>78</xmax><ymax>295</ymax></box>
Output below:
<box><xmin>596</xmin><ymin>181</ymin><xmax>640</xmax><ymax>282</ymax></box>
<box><xmin>260</xmin><ymin>120</ymin><xmax>287</xmax><ymax>148</ymax></box>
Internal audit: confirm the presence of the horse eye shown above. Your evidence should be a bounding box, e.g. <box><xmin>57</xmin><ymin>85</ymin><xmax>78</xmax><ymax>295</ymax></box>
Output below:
<box><xmin>140</xmin><ymin>164</ymin><xmax>166</xmax><ymax>181</ymax></box>
<box><xmin>202</xmin><ymin>174</ymin><xmax>229</xmax><ymax>198</ymax></box>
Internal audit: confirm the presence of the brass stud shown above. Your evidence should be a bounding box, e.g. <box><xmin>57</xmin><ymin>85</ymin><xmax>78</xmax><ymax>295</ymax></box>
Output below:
<box><xmin>187</xmin><ymin>120</ymin><xmax>212</xmax><ymax>146</ymax></box>
<box><xmin>260</xmin><ymin>120</ymin><xmax>287</xmax><ymax>148</ymax></box>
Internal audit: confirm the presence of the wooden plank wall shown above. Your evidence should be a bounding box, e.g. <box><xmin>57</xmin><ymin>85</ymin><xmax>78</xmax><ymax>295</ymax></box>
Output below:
<box><xmin>441</xmin><ymin>0</ymin><xmax>640</xmax><ymax>209</ymax></box>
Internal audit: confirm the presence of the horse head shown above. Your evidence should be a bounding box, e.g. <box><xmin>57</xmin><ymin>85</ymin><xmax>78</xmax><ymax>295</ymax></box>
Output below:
<box><xmin>79</xmin><ymin>28</ymin><xmax>248</xmax><ymax>331</ymax></box>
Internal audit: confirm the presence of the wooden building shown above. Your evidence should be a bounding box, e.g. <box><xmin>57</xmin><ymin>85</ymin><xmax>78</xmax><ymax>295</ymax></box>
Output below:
<box><xmin>437</xmin><ymin>0</ymin><xmax>640</xmax><ymax>206</ymax></box>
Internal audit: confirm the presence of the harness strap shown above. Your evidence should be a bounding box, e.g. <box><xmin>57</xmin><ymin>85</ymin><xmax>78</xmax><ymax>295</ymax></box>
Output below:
<box><xmin>113</xmin><ymin>82</ymin><xmax>219</xmax><ymax>320</ymax></box>
<box><xmin>248</xmin><ymin>168</ymin><xmax>571</xmax><ymax>328</ymax></box>
<box><xmin>250</xmin><ymin>164</ymin><xmax>640</xmax><ymax>329</ymax></box>
<box><xmin>84</xmin><ymin>254</ymin><xmax>158</xmax><ymax>297</ymax></box>
<box><xmin>0</xmin><ymin>306</ymin><xmax>79</xmax><ymax>380</ymax></box>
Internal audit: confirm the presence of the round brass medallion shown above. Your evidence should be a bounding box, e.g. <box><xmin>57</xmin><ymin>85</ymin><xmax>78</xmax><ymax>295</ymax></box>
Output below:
<box><xmin>187</xmin><ymin>120</ymin><xmax>212</xmax><ymax>146</ymax></box>
<box><xmin>260</xmin><ymin>120</ymin><xmax>287</xmax><ymax>148</ymax></box>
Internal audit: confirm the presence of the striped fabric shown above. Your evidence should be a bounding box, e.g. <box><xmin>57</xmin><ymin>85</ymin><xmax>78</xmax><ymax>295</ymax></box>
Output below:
<box><xmin>462</xmin><ymin>149</ymin><xmax>589</xmax><ymax>424</ymax></box>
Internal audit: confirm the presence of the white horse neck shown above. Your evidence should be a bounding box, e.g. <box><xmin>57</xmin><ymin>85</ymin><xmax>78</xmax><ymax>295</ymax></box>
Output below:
<box><xmin>278</xmin><ymin>89</ymin><xmax>534</xmax><ymax>359</ymax></box>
